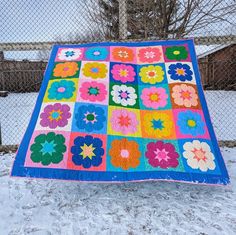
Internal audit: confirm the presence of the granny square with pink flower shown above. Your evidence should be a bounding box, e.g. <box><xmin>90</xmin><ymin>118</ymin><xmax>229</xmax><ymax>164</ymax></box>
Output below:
<box><xmin>12</xmin><ymin>40</ymin><xmax>229</xmax><ymax>185</ymax></box>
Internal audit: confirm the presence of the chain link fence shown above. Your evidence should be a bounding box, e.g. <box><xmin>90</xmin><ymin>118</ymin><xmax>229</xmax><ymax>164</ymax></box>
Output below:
<box><xmin>0</xmin><ymin>0</ymin><xmax>236</xmax><ymax>145</ymax></box>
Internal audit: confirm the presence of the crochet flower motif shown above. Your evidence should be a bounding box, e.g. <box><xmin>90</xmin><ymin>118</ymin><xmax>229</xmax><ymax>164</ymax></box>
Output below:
<box><xmin>183</xmin><ymin>140</ymin><xmax>216</xmax><ymax>172</ymax></box>
<box><xmin>143</xmin><ymin>112</ymin><xmax>173</xmax><ymax>138</ymax></box>
<box><xmin>57</xmin><ymin>48</ymin><xmax>83</xmax><ymax>61</ymax></box>
<box><xmin>171</xmin><ymin>84</ymin><xmax>198</xmax><ymax>107</ymax></box>
<box><xmin>79</xmin><ymin>81</ymin><xmax>107</xmax><ymax>102</ymax></box>
<box><xmin>111</xmin><ymin>84</ymin><xmax>137</xmax><ymax>107</ymax></box>
<box><xmin>168</xmin><ymin>63</ymin><xmax>193</xmax><ymax>82</ymax></box>
<box><xmin>82</xmin><ymin>62</ymin><xmax>108</xmax><ymax>79</ymax></box>
<box><xmin>165</xmin><ymin>46</ymin><xmax>188</xmax><ymax>61</ymax></box>
<box><xmin>139</xmin><ymin>65</ymin><xmax>165</xmax><ymax>84</ymax></box>
<box><xmin>85</xmin><ymin>47</ymin><xmax>109</xmax><ymax>60</ymax></box>
<box><xmin>112</xmin><ymin>47</ymin><xmax>134</xmax><ymax>62</ymax></box>
<box><xmin>145</xmin><ymin>141</ymin><xmax>179</xmax><ymax>168</ymax></box>
<box><xmin>140</xmin><ymin>87</ymin><xmax>168</xmax><ymax>109</ymax></box>
<box><xmin>177</xmin><ymin>110</ymin><xmax>205</xmax><ymax>136</ymax></box>
<box><xmin>48</xmin><ymin>80</ymin><xmax>76</xmax><ymax>100</ymax></box>
<box><xmin>111</xmin><ymin>64</ymin><xmax>136</xmax><ymax>83</ymax></box>
<box><xmin>40</xmin><ymin>103</ymin><xmax>71</xmax><ymax>129</ymax></box>
<box><xmin>71</xmin><ymin>135</ymin><xmax>104</xmax><ymax>168</ymax></box>
<box><xmin>138</xmin><ymin>47</ymin><xmax>162</xmax><ymax>63</ymax></box>
<box><xmin>30</xmin><ymin>132</ymin><xmax>66</xmax><ymax>166</ymax></box>
<box><xmin>53</xmin><ymin>62</ymin><xmax>79</xmax><ymax>78</ymax></box>
<box><xmin>110</xmin><ymin>108</ymin><xmax>139</xmax><ymax>135</ymax></box>
<box><xmin>109</xmin><ymin>138</ymin><xmax>141</xmax><ymax>170</ymax></box>
<box><xmin>75</xmin><ymin>105</ymin><xmax>106</xmax><ymax>132</ymax></box>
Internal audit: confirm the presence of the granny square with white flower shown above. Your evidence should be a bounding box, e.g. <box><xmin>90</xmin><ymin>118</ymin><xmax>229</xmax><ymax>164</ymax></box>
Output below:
<box><xmin>12</xmin><ymin>40</ymin><xmax>229</xmax><ymax>185</ymax></box>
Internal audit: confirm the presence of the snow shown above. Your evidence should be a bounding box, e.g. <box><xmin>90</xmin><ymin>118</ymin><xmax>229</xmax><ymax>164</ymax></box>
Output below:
<box><xmin>0</xmin><ymin>147</ymin><xmax>235</xmax><ymax>234</ymax></box>
<box><xmin>0</xmin><ymin>90</ymin><xmax>235</xmax><ymax>145</ymax></box>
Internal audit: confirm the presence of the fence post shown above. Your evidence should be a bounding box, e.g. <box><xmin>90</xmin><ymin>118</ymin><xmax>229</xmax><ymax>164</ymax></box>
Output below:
<box><xmin>119</xmin><ymin>0</ymin><xmax>128</xmax><ymax>40</ymax></box>
<box><xmin>0</xmin><ymin>122</ymin><xmax>2</xmax><ymax>145</ymax></box>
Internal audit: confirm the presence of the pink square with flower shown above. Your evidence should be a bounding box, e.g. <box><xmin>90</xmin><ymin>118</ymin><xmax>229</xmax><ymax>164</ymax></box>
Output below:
<box><xmin>55</xmin><ymin>48</ymin><xmax>84</xmax><ymax>62</ymax></box>
<box><xmin>136</xmin><ymin>46</ymin><xmax>164</xmax><ymax>64</ymax></box>
<box><xmin>77</xmin><ymin>78</ymin><xmax>109</xmax><ymax>105</ymax></box>
<box><xmin>24</xmin><ymin>130</ymin><xmax>70</xmax><ymax>169</ymax></box>
<box><xmin>172</xmin><ymin>109</ymin><xmax>210</xmax><ymax>139</ymax></box>
<box><xmin>110</xmin><ymin>46</ymin><xmax>137</xmax><ymax>64</ymax></box>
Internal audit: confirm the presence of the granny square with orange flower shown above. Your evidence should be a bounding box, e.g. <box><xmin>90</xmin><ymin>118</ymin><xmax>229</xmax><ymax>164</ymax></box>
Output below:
<box><xmin>106</xmin><ymin>135</ymin><xmax>145</xmax><ymax>172</ymax></box>
<box><xmin>12</xmin><ymin>41</ymin><xmax>229</xmax><ymax>185</ymax></box>
<box><xmin>51</xmin><ymin>62</ymin><xmax>81</xmax><ymax>79</ymax></box>
<box><xmin>110</xmin><ymin>46</ymin><xmax>136</xmax><ymax>63</ymax></box>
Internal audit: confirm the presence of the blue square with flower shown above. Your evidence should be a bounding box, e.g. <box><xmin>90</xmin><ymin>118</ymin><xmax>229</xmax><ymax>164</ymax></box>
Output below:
<box><xmin>84</xmin><ymin>46</ymin><xmax>110</xmax><ymax>61</ymax></box>
<box><xmin>109</xmin><ymin>62</ymin><xmax>138</xmax><ymax>85</ymax></box>
<box><xmin>71</xmin><ymin>103</ymin><xmax>108</xmax><ymax>134</ymax></box>
<box><xmin>137</xmin><ymin>63</ymin><xmax>167</xmax><ymax>86</ymax></box>
<box><xmin>138</xmin><ymin>84</ymin><xmax>172</xmax><ymax>111</ymax></box>
<box><xmin>178</xmin><ymin>138</ymin><xmax>221</xmax><ymax>175</ymax></box>
<box><xmin>106</xmin><ymin>135</ymin><xmax>145</xmax><ymax>172</ymax></box>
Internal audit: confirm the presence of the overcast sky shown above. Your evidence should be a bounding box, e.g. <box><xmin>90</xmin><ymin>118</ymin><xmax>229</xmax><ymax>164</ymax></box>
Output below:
<box><xmin>0</xmin><ymin>0</ymin><xmax>235</xmax><ymax>60</ymax></box>
<box><xmin>0</xmin><ymin>0</ymin><xmax>89</xmax><ymax>43</ymax></box>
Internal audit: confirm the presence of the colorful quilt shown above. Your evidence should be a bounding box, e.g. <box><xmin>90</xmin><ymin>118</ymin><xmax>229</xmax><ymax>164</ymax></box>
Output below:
<box><xmin>11</xmin><ymin>39</ymin><xmax>229</xmax><ymax>185</ymax></box>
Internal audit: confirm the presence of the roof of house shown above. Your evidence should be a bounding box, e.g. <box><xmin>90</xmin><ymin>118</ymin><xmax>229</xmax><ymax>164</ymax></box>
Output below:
<box><xmin>196</xmin><ymin>43</ymin><xmax>234</xmax><ymax>59</ymax></box>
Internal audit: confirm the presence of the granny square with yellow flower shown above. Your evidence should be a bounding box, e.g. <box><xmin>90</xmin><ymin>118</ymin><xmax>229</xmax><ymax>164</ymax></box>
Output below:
<box><xmin>137</xmin><ymin>63</ymin><xmax>167</xmax><ymax>85</ymax></box>
<box><xmin>12</xmin><ymin>40</ymin><xmax>229</xmax><ymax>185</ymax></box>
<box><xmin>80</xmin><ymin>61</ymin><xmax>109</xmax><ymax>80</ymax></box>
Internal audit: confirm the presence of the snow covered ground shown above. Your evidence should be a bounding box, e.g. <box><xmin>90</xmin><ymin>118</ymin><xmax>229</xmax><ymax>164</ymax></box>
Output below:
<box><xmin>0</xmin><ymin>90</ymin><xmax>235</xmax><ymax>145</ymax></box>
<box><xmin>0</xmin><ymin>147</ymin><xmax>235</xmax><ymax>234</ymax></box>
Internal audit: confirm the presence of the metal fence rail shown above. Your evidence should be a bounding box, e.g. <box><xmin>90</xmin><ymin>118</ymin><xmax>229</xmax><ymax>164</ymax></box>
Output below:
<box><xmin>0</xmin><ymin>0</ymin><xmax>236</xmax><ymax>144</ymax></box>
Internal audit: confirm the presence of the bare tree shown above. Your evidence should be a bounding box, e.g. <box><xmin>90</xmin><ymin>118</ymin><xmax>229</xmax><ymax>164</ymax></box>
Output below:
<box><xmin>83</xmin><ymin>0</ymin><xmax>236</xmax><ymax>39</ymax></box>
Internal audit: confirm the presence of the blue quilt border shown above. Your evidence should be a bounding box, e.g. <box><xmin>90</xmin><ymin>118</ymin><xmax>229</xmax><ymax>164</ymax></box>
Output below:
<box><xmin>11</xmin><ymin>39</ymin><xmax>230</xmax><ymax>185</ymax></box>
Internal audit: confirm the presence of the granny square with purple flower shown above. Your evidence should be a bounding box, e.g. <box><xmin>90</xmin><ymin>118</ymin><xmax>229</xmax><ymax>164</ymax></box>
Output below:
<box><xmin>12</xmin><ymin>40</ymin><xmax>229</xmax><ymax>185</ymax></box>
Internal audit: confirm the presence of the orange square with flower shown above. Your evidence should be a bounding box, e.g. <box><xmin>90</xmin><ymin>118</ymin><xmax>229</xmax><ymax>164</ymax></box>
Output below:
<box><xmin>169</xmin><ymin>83</ymin><xmax>201</xmax><ymax>109</ymax></box>
<box><xmin>110</xmin><ymin>46</ymin><xmax>137</xmax><ymax>63</ymax></box>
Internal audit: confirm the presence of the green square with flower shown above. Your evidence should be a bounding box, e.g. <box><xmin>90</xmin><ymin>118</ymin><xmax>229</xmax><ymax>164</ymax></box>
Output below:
<box><xmin>109</xmin><ymin>82</ymin><xmax>140</xmax><ymax>109</ymax></box>
<box><xmin>143</xmin><ymin>138</ymin><xmax>185</xmax><ymax>172</ymax></box>
<box><xmin>51</xmin><ymin>61</ymin><xmax>81</xmax><ymax>79</ymax></box>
